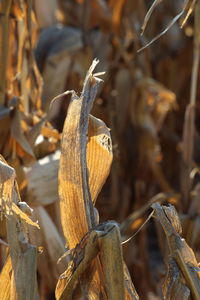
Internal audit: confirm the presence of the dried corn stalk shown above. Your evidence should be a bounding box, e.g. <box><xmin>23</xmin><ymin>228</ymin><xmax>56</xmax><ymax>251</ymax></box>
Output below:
<box><xmin>0</xmin><ymin>155</ymin><xmax>39</xmax><ymax>300</ymax></box>
<box><xmin>56</xmin><ymin>60</ymin><xmax>138</xmax><ymax>299</ymax></box>
<box><xmin>152</xmin><ymin>203</ymin><xmax>200</xmax><ymax>299</ymax></box>
<box><xmin>57</xmin><ymin>59</ymin><xmax>112</xmax><ymax>298</ymax></box>
<box><xmin>58</xmin><ymin>59</ymin><xmax>112</xmax><ymax>248</ymax></box>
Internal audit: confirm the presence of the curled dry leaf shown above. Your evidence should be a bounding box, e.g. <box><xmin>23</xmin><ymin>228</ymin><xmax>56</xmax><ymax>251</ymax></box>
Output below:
<box><xmin>0</xmin><ymin>155</ymin><xmax>39</xmax><ymax>229</ymax></box>
<box><xmin>87</xmin><ymin>115</ymin><xmax>113</xmax><ymax>204</ymax></box>
<box><xmin>26</xmin><ymin>115</ymin><xmax>113</xmax><ymax>209</ymax></box>
<box><xmin>58</xmin><ymin>59</ymin><xmax>112</xmax><ymax>249</ymax></box>
<box><xmin>56</xmin><ymin>222</ymin><xmax>139</xmax><ymax>300</ymax></box>
<box><xmin>12</xmin><ymin>202</ymin><xmax>39</xmax><ymax>229</ymax></box>
<box><xmin>57</xmin><ymin>60</ymin><xmax>113</xmax><ymax>299</ymax></box>
<box><xmin>56</xmin><ymin>229</ymin><xmax>101</xmax><ymax>300</ymax></box>
<box><xmin>56</xmin><ymin>60</ymin><xmax>137</xmax><ymax>300</ymax></box>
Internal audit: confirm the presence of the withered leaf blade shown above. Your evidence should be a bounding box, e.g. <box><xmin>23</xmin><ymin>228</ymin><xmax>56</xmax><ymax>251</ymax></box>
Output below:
<box><xmin>87</xmin><ymin>115</ymin><xmax>113</xmax><ymax>203</ymax></box>
<box><xmin>58</xmin><ymin>59</ymin><xmax>106</xmax><ymax>249</ymax></box>
<box><xmin>12</xmin><ymin>202</ymin><xmax>40</xmax><ymax>229</ymax></box>
<box><xmin>0</xmin><ymin>156</ymin><xmax>39</xmax><ymax>300</ymax></box>
<box><xmin>58</xmin><ymin>89</ymin><xmax>92</xmax><ymax>250</ymax></box>
<box><xmin>58</xmin><ymin>60</ymin><xmax>111</xmax><ymax>299</ymax></box>
<box><xmin>56</xmin><ymin>230</ymin><xmax>100</xmax><ymax>300</ymax></box>
<box><xmin>0</xmin><ymin>156</ymin><xmax>39</xmax><ymax>228</ymax></box>
<box><xmin>152</xmin><ymin>203</ymin><xmax>200</xmax><ymax>299</ymax></box>
<box><xmin>163</xmin><ymin>259</ymin><xmax>190</xmax><ymax>300</ymax></box>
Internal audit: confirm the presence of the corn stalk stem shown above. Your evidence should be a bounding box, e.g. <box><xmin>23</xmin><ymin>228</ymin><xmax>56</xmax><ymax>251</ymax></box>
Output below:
<box><xmin>181</xmin><ymin>1</ymin><xmax>200</xmax><ymax>207</ymax></box>
<box><xmin>0</xmin><ymin>0</ymin><xmax>12</xmax><ymax>104</ymax></box>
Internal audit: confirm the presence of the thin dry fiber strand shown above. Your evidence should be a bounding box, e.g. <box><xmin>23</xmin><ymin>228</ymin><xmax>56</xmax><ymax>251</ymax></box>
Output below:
<box><xmin>138</xmin><ymin>0</ymin><xmax>193</xmax><ymax>52</ymax></box>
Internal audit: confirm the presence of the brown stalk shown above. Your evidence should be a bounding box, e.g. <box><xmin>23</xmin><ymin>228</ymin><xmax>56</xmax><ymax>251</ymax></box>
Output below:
<box><xmin>58</xmin><ymin>59</ymin><xmax>104</xmax><ymax>249</ymax></box>
<box><xmin>0</xmin><ymin>157</ymin><xmax>39</xmax><ymax>300</ymax></box>
<box><xmin>99</xmin><ymin>223</ymin><xmax>125</xmax><ymax>299</ymax></box>
<box><xmin>56</xmin><ymin>230</ymin><xmax>100</xmax><ymax>300</ymax></box>
<box><xmin>0</xmin><ymin>0</ymin><xmax>12</xmax><ymax>104</ymax></box>
<box><xmin>152</xmin><ymin>203</ymin><xmax>200</xmax><ymax>299</ymax></box>
<box><xmin>58</xmin><ymin>59</ymin><xmax>110</xmax><ymax>299</ymax></box>
<box><xmin>181</xmin><ymin>0</ymin><xmax>200</xmax><ymax>206</ymax></box>
<box><xmin>56</xmin><ymin>59</ymin><xmax>136</xmax><ymax>299</ymax></box>
<box><xmin>175</xmin><ymin>249</ymin><xmax>200</xmax><ymax>299</ymax></box>
<box><xmin>56</xmin><ymin>221</ymin><xmax>138</xmax><ymax>300</ymax></box>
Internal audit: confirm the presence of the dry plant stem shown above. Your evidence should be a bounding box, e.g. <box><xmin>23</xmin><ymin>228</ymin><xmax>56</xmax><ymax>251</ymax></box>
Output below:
<box><xmin>0</xmin><ymin>158</ymin><xmax>38</xmax><ymax>300</ymax></box>
<box><xmin>58</xmin><ymin>60</ymin><xmax>108</xmax><ymax>299</ymax></box>
<box><xmin>175</xmin><ymin>249</ymin><xmax>200</xmax><ymax>300</ymax></box>
<box><xmin>56</xmin><ymin>223</ymin><xmax>131</xmax><ymax>300</ymax></box>
<box><xmin>190</xmin><ymin>0</ymin><xmax>200</xmax><ymax>108</ymax></box>
<box><xmin>152</xmin><ymin>203</ymin><xmax>200</xmax><ymax>299</ymax></box>
<box><xmin>0</xmin><ymin>0</ymin><xmax>12</xmax><ymax>104</ymax></box>
<box><xmin>56</xmin><ymin>230</ymin><xmax>100</xmax><ymax>300</ymax></box>
<box><xmin>99</xmin><ymin>223</ymin><xmax>125</xmax><ymax>300</ymax></box>
<box><xmin>56</xmin><ymin>60</ymin><xmax>133</xmax><ymax>299</ymax></box>
<box><xmin>182</xmin><ymin>0</ymin><xmax>200</xmax><ymax>206</ymax></box>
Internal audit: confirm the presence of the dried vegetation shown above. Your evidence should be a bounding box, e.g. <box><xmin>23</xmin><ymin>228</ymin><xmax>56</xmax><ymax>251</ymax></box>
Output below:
<box><xmin>0</xmin><ymin>0</ymin><xmax>200</xmax><ymax>299</ymax></box>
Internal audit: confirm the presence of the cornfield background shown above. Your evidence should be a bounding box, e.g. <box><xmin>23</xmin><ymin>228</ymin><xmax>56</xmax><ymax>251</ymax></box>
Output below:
<box><xmin>0</xmin><ymin>0</ymin><xmax>200</xmax><ymax>299</ymax></box>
